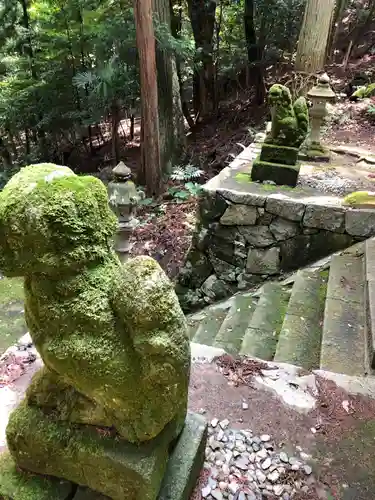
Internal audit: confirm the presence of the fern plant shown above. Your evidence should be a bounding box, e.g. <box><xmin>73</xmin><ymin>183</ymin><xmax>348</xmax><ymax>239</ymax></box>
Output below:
<box><xmin>170</xmin><ymin>164</ymin><xmax>204</xmax><ymax>182</ymax></box>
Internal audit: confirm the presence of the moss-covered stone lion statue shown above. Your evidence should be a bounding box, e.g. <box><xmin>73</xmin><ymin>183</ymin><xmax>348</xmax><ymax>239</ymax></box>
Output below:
<box><xmin>0</xmin><ymin>163</ymin><xmax>191</xmax><ymax>499</ymax></box>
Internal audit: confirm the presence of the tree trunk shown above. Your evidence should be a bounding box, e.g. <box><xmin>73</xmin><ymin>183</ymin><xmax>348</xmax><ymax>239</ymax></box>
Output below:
<box><xmin>111</xmin><ymin>102</ymin><xmax>121</xmax><ymax>165</ymax></box>
<box><xmin>326</xmin><ymin>0</ymin><xmax>348</xmax><ymax>60</ymax></box>
<box><xmin>295</xmin><ymin>0</ymin><xmax>336</xmax><ymax>73</ymax></box>
<box><xmin>0</xmin><ymin>137</ymin><xmax>13</xmax><ymax>170</ymax></box>
<box><xmin>20</xmin><ymin>0</ymin><xmax>48</xmax><ymax>159</ymax></box>
<box><xmin>244</xmin><ymin>0</ymin><xmax>266</xmax><ymax>104</ymax></box>
<box><xmin>187</xmin><ymin>0</ymin><xmax>216</xmax><ymax>117</ymax></box>
<box><xmin>170</xmin><ymin>0</ymin><xmax>195</xmax><ymax>129</ymax></box>
<box><xmin>153</xmin><ymin>0</ymin><xmax>185</xmax><ymax>174</ymax></box>
<box><xmin>134</xmin><ymin>0</ymin><xmax>162</xmax><ymax>196</ymax></box>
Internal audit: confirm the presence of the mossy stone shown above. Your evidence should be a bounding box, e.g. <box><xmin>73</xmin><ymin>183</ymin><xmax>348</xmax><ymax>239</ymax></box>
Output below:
<box><xmin>0</xmin><ymin>277</ymin><xmax>26</xmax><ymax>354</ymax></box>
<box><xmin>264</xmin><ymin>84</ymin><xmax>309</xmax><ymax>148</ymax></box>
<box><xmin>0</xmin><ymin>452</ymin><xmax>74</xmax><ymax>500</ymax></box>
<box><xmin>343</xmin><ymin>191</ymin><xmax>375</xmax><ymax>207</ymax></box>
<box><xmin>199</xmin><ymin>191</ymin><xmax>228</xmax><ymax>224</ymax></box>
<box><xmin>0</xmin><ymin>164</ymin><xmax>118</xmax><ymax>276</ymax></box>
<box><xmin>251</xmin><ymin>157</ymin><xmax>300</xmax><ymax>187</ymax></box>
<box><xmin>0</xmin><ymin>164</ymin><xmax>190</xmax><ymax>444</ymax></box>
<box><xmin>6</xmin><ymin>403</ymin><xmax>178</xmax><ymax>500</ymax></box>
<box><xmin>260</xmin><ymin>144</ymin><xmax>299</xmax><ymax>165</ymax></box>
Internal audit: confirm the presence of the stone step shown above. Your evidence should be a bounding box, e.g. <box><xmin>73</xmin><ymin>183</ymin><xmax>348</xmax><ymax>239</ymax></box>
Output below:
<box><xmin>213</xmin><ymin>292</ymin><xmax>258</xmax><ymax>355</ymax></box>
<box><xmin>365</xmin><ymin>238</ymin><xmax>375</xmax><ymax>368</ymax></box>
<box><xmin>274</xmin><ymin>269</ymin><xmax>328</xmax><ymax>370</ymax></box>
<box><xmin>191</xmin><ymin>300</ymin><xmax>233</xmax><ymax>345</ymax></box>
<box><xmin>320</xmin><ymin>253</ymin><xmax>367</xmax><ymax>376</ymax></box>
<box><xmin>239</xmin><ymin>283</ymin><xmax>290</xmax><ymax>360</ymax></box>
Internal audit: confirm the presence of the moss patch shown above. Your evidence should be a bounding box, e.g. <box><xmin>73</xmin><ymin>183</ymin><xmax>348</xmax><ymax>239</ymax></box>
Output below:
<box><xmin>235</xmin><ymin>172</ymin><xmax>252</xmax><ymax>183</ymax></box>
<box><xmin>0</xmin><ymin>451</ymin><xmax>74</xmax><ymax>500</ymax></box>
<box><xmin>0</xmin><ymin>277</ymin><xmax>26</xmax><ymax>354</ymax></box>
<box><xmin>343</xmin><ymin>191</ymin><xmax>375</xmax><ymax>206</ymax></box>
<box><xmin>6</xmin><ymin>402</ymin><xmax>176</xmax><ymax>500</ymax></box>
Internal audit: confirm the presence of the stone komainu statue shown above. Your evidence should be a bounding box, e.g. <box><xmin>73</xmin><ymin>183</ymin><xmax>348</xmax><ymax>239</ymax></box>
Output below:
<box><xmin>265</xmin><ymin>84</ymin><xmax>309</xmax><ymax>148</ymax></box>
<box><xmin>0</xmin><ymin>163</ymin><xmax>191</xmax><ymax>499</ymax></box>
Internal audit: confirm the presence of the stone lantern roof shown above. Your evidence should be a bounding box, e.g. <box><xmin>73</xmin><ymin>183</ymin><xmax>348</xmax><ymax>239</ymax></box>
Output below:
<box><xmin>307</xmin><ymin>73</ymin><xmax>335</xmax><ymax>100</ymax></box>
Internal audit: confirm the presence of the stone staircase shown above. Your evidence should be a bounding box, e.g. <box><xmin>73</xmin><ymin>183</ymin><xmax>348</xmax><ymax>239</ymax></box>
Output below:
<box><xmin>187</xmin><ymin>238</ymin><xmax>375</xmax><ymax>377</ymax></box>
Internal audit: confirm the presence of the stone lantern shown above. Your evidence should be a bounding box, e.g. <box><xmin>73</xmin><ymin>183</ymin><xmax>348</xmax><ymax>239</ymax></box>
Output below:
<box><xmin>108</xmin><ymin>161</ymin><xmax>140</xmax><ymax>262</ymax></box>
<box><xmin>305</xmin><ymin>73</ymin><xmax>336</xmax><ymax>161</ymax></box>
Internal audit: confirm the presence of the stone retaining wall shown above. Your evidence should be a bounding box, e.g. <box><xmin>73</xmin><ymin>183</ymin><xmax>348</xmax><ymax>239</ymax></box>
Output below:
<box><xmin>176</xmin><ymin>138</ymin><xmax>375</xmax><ymax>311</ymax></box>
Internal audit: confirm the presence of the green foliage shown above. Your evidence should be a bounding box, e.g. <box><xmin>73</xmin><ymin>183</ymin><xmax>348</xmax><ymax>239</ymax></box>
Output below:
<box><xmin>170</xmin><ymin>164</ymin><xmax>204</xmax><ymax>181</ymax></box>
<box><xmin>168</xmin><ymin>181</ymin><xmax>203</xmax><ymax>201</ymax></box>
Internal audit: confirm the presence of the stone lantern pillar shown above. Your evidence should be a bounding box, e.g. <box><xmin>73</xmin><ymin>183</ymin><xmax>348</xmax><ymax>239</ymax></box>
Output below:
<box><xmin>305</xmin><ymin>73</ymin><xmax>336</xmax><ymax>161</ymax></box>
<box><xmin>108</xmin><ymin>161</ymin><xmax>140</xmax><ymax>263</ymax></box>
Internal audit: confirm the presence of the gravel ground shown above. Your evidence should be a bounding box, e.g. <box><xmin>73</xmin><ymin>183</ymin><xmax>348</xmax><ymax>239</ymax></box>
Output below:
<box><xmin>297</xmin><ymin>169</ymin><xmax>364</xmax><ymax>197</ymax></box>
<box><xmin>199</xmin><ymin>418</ymin><xmax>317</xmax><ymax>500</ymax></box>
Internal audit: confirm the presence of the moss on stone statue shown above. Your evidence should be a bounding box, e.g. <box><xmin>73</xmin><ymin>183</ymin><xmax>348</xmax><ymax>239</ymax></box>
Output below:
<box><xmin>26</xmin><ymin>368</ymin><xmax>113</xmax><ymax>427</ymax></box>
<box><xmin>259</xmin><ymin>144</ymin><xmax>299</xmax><ymax>165</ymax></box>
<box><xmin>0</xmin><ymin>277</ymin><xmax>26</xmax><ymax>354</ymax></box>
<box><xmin>0</xmin><ymin>163</ymin><xmax>190</xmax><ymax>451</ymax></box>
<box><xmin>251</xmin><ymin>157</ymin><xmax>300</xmax><ymax>187</ymax></box>
<box><xmin>0</xmin><ymin>452</ymin><xmax>73</xmax><ymax>500</ymax></box>
<box><xmin>6</xmin><ymin>402</ymin><xmax>176</xmax><ymax>500</ymax></box>
<box><xmin>264</xmin><ymin>84</ymin><xmax>309</xmax><ymax>149</ymax></box>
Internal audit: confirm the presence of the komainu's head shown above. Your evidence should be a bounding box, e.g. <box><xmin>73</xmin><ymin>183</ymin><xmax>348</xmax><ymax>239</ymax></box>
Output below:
<box><xmin>267</xmin><ymin>84</ymin><xmax>292</xmax><ymax>108</ymax></box>
<box><xmin>0</xmin><ymin>164</ymin><xmax>117</xmax><ymax>276</ymax></box>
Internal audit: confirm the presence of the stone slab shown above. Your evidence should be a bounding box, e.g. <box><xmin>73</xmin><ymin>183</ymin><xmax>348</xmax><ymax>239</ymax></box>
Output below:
<box><xmin>1</xmin><ymin>414</ymin><xmax>207</xmax><ymax>500</ymax></box>
<box><xmin>303</xmin><ymin>204</ymin><xmax>345</xmax><ymax>233</ymax></box>
<box><xmin>158</xmin><ymin>412</ymin><xmax>207</xmax><ymax>500</ymax></box>
<box><xmin>0</xmin><ymin>451</ymin><xmax>74</xmax><ymax>500</ymax></box>
<box><xmin>71</xmin><ymin>413</ymin><xmax>207</xmax><ymax>500</ymax></box>
<box><xmin>220</xmin><ymin>204</ymin><xmax>257</xmax><ymax>225</ymax></box>
<box><xmin>280</xmin><ymin>232</ymin><xmax>353</xmax><ymax>272</ymax></box>
<box><xmin>269</xmin><ymin>217</ymin><xmax>300</xmax><ymax>241</ymax></box>
<box><xmin>320</xmin><ymin>253</ymin><xmax>366</xmax><ymax>376</ymax></box>
<box><xmin>216</xmin><ymin>187</ymin><xmax>267</xmax><ymax>207</ymax></box>
<box><xmin>320</xmin><ymin>296</ymin><xmax>366</xmax><ymax>377</ymax></box>
<box><xmin>214</xmin><ymin>293</ymin><xmax>257</xmax><ymax>355</ymax></box>
<box><xmin>274</xmin><ymin>269</ymin><xmax>327</xmax><ymax>371</ymax></box>
<box><xmin>260</xmin><ymin>144</ymin><xmax>299</xmax><ymax>165</ymax></box>
<box><xmin>266</xmin><ymin>194</ymin><xmax>305</xmax><ymax>222</ymax></box>
<box><xmin>251</xmin><ymin>159</ymin><xmax>300</xmax><ymax>187</ymax></box>
<box><xmin>238</xmin><ymin>225</ymin><xmax>275</xmax><ymax>247</ymax></box>
<box><xmin>325</xmin><ymin>253</ymin><xmax>365</xmax><ymax>305</ymax></box>
<box><xmin>345</xmin><ymin>209</ymin><xmax>375</xmax><ymax>237</ymax></box>
<box><xmin>5</xmin><ymin>402</ymin><xmax>177</xmax><ymax>500</ymax></box>
<box><xmin>246</xmin><ymin>247</ymin><xmax>280</xmax><ymax>275</ymax></box>
<box><xmin>367</xmin><ymin>282</ymin><xmax>375</xmax><ymax>369</ymax></box>
<box><xmin>240</xmin><ymin>283</ymin><xmax>289</xmax><ymax>360</ymax></box>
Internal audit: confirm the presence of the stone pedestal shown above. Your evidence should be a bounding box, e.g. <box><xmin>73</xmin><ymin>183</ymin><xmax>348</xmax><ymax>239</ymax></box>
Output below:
<box><xmin>0</xmin><ymin>413</ymin><xmax>207</xmax><ymax>500</ymax></box>
<box><xmin>252</xmin><ymin>144</ymin><xmax>301</xmax><ymax>187</ymax></box>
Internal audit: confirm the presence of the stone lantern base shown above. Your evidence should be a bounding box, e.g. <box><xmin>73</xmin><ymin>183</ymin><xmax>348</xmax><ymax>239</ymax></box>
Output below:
<box><xmin>0</xmin><ymin>413</ymin><xmax>207</xmax><ymax>500</ymax></box>
<box><xmin>300</xmin><ymin>141</ymin><xmax>331</xmax><ymax>163</ymax></box>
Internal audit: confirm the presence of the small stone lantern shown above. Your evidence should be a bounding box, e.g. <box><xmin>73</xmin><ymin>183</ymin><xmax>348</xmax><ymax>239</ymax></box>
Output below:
<box><xmin>305</xmin><ymin>73</ymin><xmax>336</xmax><ymax>161</ymax></box>
<box><xmin>108</xmin><ymin>162</ymin><xmax>140</xmax><ymax>263</ymax></box>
